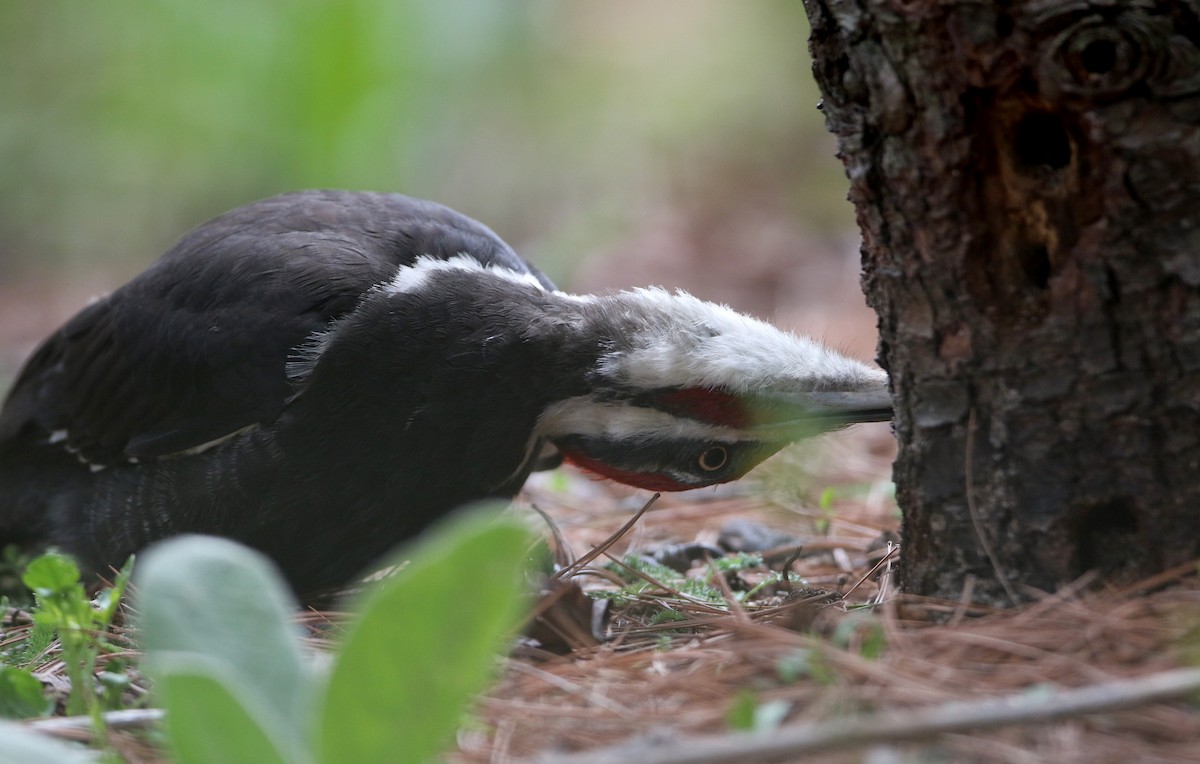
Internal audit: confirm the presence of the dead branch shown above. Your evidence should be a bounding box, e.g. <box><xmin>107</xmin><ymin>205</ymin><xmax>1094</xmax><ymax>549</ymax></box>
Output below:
<box><xmin>527</xmin><ymin>666</ymin><xmax>1200</xmax><ymax>764</ymax></box>
<box><xmin>27</xmin><ymin>708</ymin><xmax>165</xmax><ymax>737</ymax></box>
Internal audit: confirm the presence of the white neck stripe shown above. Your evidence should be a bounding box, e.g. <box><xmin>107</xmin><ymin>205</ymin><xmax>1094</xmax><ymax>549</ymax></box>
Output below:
<box><xmin>385</xmin><ymin>254</ymin><xmax>548</xmax><ymax>295</ymax></box>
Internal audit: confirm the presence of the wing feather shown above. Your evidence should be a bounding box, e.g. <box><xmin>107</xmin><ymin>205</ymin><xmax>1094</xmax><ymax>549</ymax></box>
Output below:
<box><xmin>0</xmin><ymin>190</ymin><xmax>552</xmax><ymax>465</ymax></box>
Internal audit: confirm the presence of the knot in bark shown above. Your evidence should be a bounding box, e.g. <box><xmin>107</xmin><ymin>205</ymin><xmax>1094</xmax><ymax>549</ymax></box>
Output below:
<box><xmin>1036</xmin><ymin>8</ymin><xmax>1199</xmax><ymax>102</ymax></box>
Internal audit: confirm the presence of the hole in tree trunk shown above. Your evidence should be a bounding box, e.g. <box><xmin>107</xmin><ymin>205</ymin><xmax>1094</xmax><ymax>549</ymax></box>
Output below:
<box><xmin>1079</xmin><ymin>39</ymin><xmax>1118</xmax><ymax>74</ymax></box>
<box><xmin>1013</xmin><ymin>111</ymin><xmax>1072</xmax><ymax>170</ymax></box>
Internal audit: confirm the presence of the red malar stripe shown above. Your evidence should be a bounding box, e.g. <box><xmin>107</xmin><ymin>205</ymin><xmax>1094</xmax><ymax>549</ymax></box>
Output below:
<box><xmin>560</xmin><ymin>450</ymin><xmax>692</xmax><ymax>492</ymax></box>
<box><xmin>653</xmin><ymin>387</ymin><xmax>750</xmax><ymax>429</ymax></box>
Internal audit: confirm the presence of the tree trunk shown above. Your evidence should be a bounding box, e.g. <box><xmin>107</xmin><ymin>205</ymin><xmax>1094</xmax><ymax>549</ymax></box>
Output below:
<box><xmin>804</xmin><ymin>0</ymin><xmax>1200</xmax><ymax>604</ymax></box>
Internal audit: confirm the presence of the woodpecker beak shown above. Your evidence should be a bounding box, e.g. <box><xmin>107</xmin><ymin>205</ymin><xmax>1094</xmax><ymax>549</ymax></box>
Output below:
<box><xmin>746</xmin><ymin>389</ymin><xmax>893</xmax><ymax>440</ymax></box>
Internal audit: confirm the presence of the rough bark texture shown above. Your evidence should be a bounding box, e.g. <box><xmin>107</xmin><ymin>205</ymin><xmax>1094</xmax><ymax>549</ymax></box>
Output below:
<box><xmin>804</xmin><ymin>0</ymin><xmax>1200</xmax><ymax>603</ymax></box>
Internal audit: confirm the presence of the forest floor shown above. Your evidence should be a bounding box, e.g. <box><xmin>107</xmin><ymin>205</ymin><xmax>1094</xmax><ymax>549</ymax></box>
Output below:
<box><xmin>446</xmin><ymin>424</ymin><xmax>1200</xmax><ymax>764</ymax></box>
<box><xmin>12</xmin><ymin>425</ymin><xmax>1198</xmax><ymax>763</ymax></box>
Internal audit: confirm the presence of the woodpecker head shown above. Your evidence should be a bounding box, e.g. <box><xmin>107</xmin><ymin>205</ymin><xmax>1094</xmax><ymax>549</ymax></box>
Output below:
<box><xmin>529</xmin><ymin>280</ymin><xmax>891</xmax><ymax>492</ymax></box>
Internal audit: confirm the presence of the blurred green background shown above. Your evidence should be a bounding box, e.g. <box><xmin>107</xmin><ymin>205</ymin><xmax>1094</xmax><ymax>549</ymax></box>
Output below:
<box><xmin>0</xmin><ymin>1</ymin><xmax>868</xmax><ymax>389</ymax></box>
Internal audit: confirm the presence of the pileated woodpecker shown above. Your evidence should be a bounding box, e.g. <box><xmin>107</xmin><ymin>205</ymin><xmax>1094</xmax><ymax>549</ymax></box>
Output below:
<box><xmin>0</xmin><ymin>190</ymin><xmax>890</xmax><ymax>597</ymax></box>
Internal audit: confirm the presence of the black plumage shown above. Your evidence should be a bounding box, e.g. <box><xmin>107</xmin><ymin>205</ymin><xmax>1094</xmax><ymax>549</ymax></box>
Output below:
<box><xmin>0</xmin><ymin>191</ymin><xmax>563</xmax><ymax>595</ymax></box>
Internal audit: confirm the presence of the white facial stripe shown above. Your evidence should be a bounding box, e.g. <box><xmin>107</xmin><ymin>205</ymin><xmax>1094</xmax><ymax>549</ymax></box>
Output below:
<box><xmin>535</xmin><ymin>396</ymin><xmax>756</xmax><ymax>443</ymax></box>
<box><xmin>385</xmin><ymin>254</ymin><xmax>547</xmax><ymax>295</ymax></box>
<box><xmin>594</xmin><ymin>287</ymin><xmax>887</xmax><ymax>394</ymax></box>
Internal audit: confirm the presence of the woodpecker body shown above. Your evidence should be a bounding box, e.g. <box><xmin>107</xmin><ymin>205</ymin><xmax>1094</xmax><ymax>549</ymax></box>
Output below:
<box><xmin>0</xmin><ymin>190</ymin><xmax>889</xmax><ymax>597</ymax></box>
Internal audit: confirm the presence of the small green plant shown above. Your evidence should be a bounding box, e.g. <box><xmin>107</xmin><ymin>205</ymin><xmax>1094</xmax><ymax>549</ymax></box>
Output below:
<box><xmin>726</xmin><ymin>689</ymin><xmax>791</xmax><ymax>733</ymax></box>
<box><xmin>831</xmin><ymin>612</ymin><xmax>887</xmax><ymax>660</ymax></box>
<box><xmin>713</xmin><ymin>552</ymin><xmax>765</xmax><ymax>573</ymax></box>
<box><xmin>136</xmin><ymin>503</ymin><xmax>532</xmax><ymax>764</ymax></box>
<box><xmin>0</xmin><ymin>665</ymin><xmax>53</xmax><ymax>719</ymax></box>
<box><xmin>599</xmin><ymin>551</ymin><xmax>799</xmax><ymax>610</ymax></box>
<box><xmin>19</xmin><ymin>552</ymin><xmax>132</xmax><ymax>729</ymax></box>
<box><xmin>606</xmin><ymin>554</ymin><xmax>727</xmax><ymax>604</ymax></box>
<box><xmin>775</xmin><ymin>648</ymin><xmax>837</xmax><ymax>685</ymax></box>
<box><xmin>814</xmin><ymin>486</ymin><xmax>841</xmax><ymax>534</ymax></box>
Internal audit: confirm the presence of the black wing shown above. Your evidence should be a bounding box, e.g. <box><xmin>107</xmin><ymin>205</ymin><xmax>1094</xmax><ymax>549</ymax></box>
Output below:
<box><xmin>0</xmin><ymin>190</ymin><xmax>553</xmax><ymax>465</ymax></box>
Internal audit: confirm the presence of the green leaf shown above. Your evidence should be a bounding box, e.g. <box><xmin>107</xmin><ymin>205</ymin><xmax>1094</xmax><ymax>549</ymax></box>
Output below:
<box><xmin>726</xmin><ymin>691</ymin><xmax>791</xmax><ymax>733</ymax></box>
<box><xmin>21</xmin><ymin>553</ymin><xmax>81</xmax><ymax>596</ymax></box>
<box><xmin>726</xmin><ymin>690</ymin><xmax>757</xmax><ymax>731</ymax></box>
<box><xmin>831</xmin><ymin>613</ymin><xmax>887</xmax><ymax>659</ymax></box>
<box><xmin>714</xmin><ymin>552</ymin><xmax>764</xmax><ymax>572</ymax></box>
<box><xmin>776</xmin><ymin>648</ymin><xmax>836</xmax><ymax>685</ymax></box>
<box><xmin>0</xmin><ymin>666</ymin><xmax>52</xmax><ymax>719</ymax></box>
<box><xmin>818</xmin><ymin>487</ymin><xmax>837</xmax><ymax>511</ymax></box>
<box><xmin>136</xmin><ymin>535</ymin><xmax>314</xmax><ymax>746</ymax></box>
<box><xmin>154</xmin><ymin>656</ymin><xmax>294</xmax><ymax>764</ymax></box>
<box><xmin>94</xmin><ymin>555</ymin><xmax>135</xmax><ymax>630</ymax></box>
<box><xmin>317</xmin><ymin>505</ymin><xmax>533</xmax><ymax>764</ymax></box>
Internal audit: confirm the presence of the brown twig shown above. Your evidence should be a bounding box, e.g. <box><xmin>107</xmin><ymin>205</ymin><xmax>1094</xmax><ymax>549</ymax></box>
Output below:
<box><xmin>841</xmin><ymin>543</ymin><xmax>899</xmax><ymax>600</ymax></box>
<box><xmin>526</xmin><ymin>666</ymin><xmax>1200</xmax><ymax>764</ymax></box>
<box><xmin>27</xmin><ymin>708</ymin><xmax>165</xmax><ymax>737</ymax></box>
<box><xmin>555</xmin><ymin>494</ymin><xmax>660</xmax><ymax>581</ymax></box>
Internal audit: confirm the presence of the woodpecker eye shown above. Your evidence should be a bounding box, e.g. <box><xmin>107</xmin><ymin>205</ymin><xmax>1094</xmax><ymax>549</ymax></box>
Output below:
<box><xmin>697</xmin><ymin>446</ymin><xmax>729</xmax><ymax>472</ymax></box>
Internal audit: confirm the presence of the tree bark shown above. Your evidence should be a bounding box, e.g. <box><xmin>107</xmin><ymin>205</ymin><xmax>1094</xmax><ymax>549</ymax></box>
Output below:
<box><xmin>804</xmin><ymin>0</ymin><xmax>1200</xmax><ymax>603</ymax></box>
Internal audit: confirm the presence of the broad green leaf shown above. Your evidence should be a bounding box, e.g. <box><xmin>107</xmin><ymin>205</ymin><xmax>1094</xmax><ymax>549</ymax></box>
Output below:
<box><xmin>136</xmin><ymin>535</ymin><xmax>314</xmax><ymax>744</ymax></box>
<box><xmin>317</xmin><ymin>506</ymin><xmax>532</xmax><ymax>764</ymax></box>
<box><xmin>154</xmin><ymin>656</ymin><xmax>294</xmax><ymax>764</ymax></box>
<box><xmin>0</xmin><ymin>667</ymin><xmax>52</xmax><ymax>719</ymax></box>
<box><xmin>0</xmin><ymin>721</ymin><xmax>96</xmax><ymax>763</ymax></box>
<box><xmin>21</xmin><ymin>553</ymin><xmax>80</xmax><ymax>596</ymax></box>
